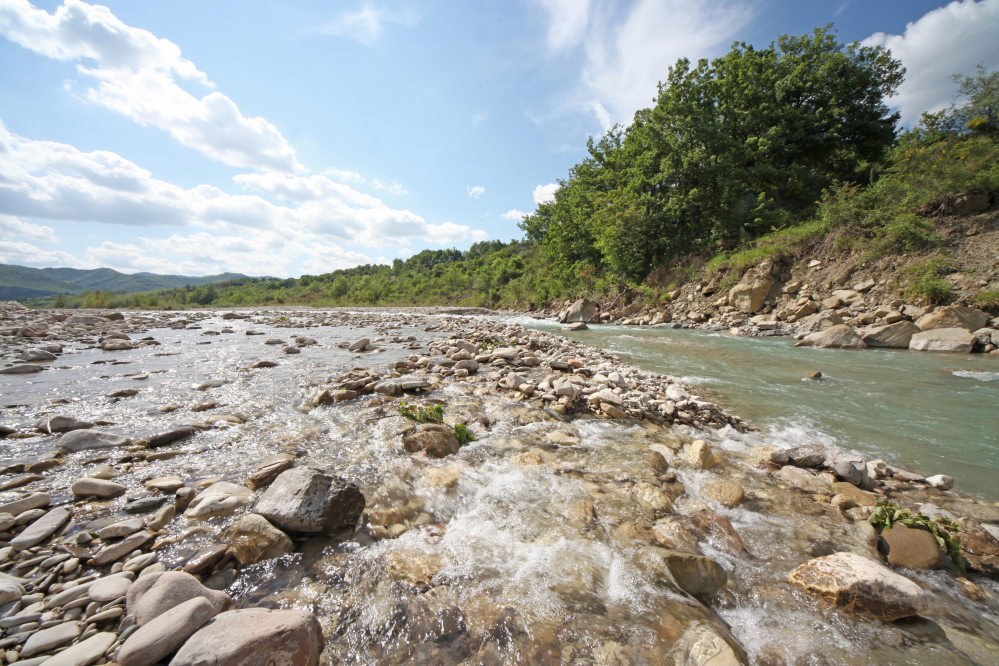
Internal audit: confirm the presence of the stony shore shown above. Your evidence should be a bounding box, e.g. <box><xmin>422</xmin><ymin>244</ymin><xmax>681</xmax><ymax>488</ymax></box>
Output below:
<box><xmin>1</xmin><ymin>301</ymin><xmax>998</xmax><ymax>665</ymax></box>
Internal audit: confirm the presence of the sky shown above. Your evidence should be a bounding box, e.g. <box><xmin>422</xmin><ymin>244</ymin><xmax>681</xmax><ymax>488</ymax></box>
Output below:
<box><xmin>1</xmin><ymin>0</ymin><xmax>998</xmax><ymax>278</ymax></box>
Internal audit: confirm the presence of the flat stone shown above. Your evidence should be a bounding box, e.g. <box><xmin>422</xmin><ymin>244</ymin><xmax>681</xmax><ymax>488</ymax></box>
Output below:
<box><xmin>794</xmin><ymin>324</ymin><xmax>866</xmax><ymax>349</ymax></box>
<box><xmin>20</xmin><ymin>620</ymin><xmax>80</xmax><ymax>657</ymax></box>
<box><xmin>56</xmin><ymin>430</ymin><xmax>130</xmax><ymax>452</ymax></box>
<box><xmin>92</xmin><ymin>531</ymin><xmax>154</xmax><ymax>566</ymax></box>
<box><xmin>831</xmin><ymin>482</ymin><xmax>876</xmax><ymax>507</ymax></box>
<box><xmin>0</xmin><ymin>364</ymin><xmax>43</xmax><ymax>374</ymax></box>
<box><xmin>878</xmin><ymin>524</ymin><xmax>943</xmax><ymax>570</ymax></box>
<box><xmin>33</xmin><ymin>416</ymin><xmax>92</xmax><ymax>433</ymax></box>
<box><xmin>98</xmin><ymin>517</ymin><xmax>145</xmax><ymax>539</ymax></box>
<box><xmin>145</xmin><ymin>476</ymin><xmax>184</xmax><ymax>492</ymax></box>
<box><xmin>861</xmin><ymin>321</ymin><xmax>920</xmax><ymax>348</ymax></box>
<box><xmin>246</xmin><ymin>454</ymin><xmax>296</xmax><ymax>491</ymax></box>
<box><xmin>88</xmin><ymin>574</ymin><xmax>134</xmax><ymax>602</ymax></box>
<box><xmin>10</xmin><ymin>507</ymin><xmax>71</xmax><ymax>551</ymax></box>
<box><xmin>776</xmin><ymin>466</ymin><xmax>832</xmax><ymax>494</ymax></box>
<box><xmin>171</xmin><ymin>608</ymin><xmax>324</xmax><ymax>666</ymax></box>
<box><xmin>39</xmin><ymin>632</ymin><xmax>117</xmax><ymax>666</ymax></box>
<box><xmin>788</xmin><ymin>552</ymin><xmax>927</xmax><ymax>621</ymax></box>
<box><xmin>0</xmin><ymin>493</ymin><xmax>50</xmax><ymax>516</ymax></box>
<box><xmin>119</xmin><ymin>597</ymin><xmax>218</xmax><ymax>666</ymax></box>
<box><xmin>915</xmin><ymin>305</ymin><xmax>989</xmax><ymax>332</ymax></box>
<box><xmin>71</xmin><ymin>477</ymin><xmax>126</xmax><ymax>497</ymax></box>
<box><xmin>909</xmin><ymin>328</ymin><xmax>975</xmax><ymax>353</ymax></box>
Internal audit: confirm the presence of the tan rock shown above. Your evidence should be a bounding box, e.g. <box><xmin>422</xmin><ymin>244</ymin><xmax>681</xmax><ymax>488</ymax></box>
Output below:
<box><xmin>878</xmin><ymin>524</ymin><xmax>943</xmax><ymax>570</ymax></box>
<box><xmin>687</xmin><ymin>440</ymin><xmax>716</xmax><ymax>469</ymax></box>
<box><xmin>224</xmin><ymin>514</ymin><xmax>294</xmax><ymax>565</ymax></box>
<box><xmin>702</xmin><ymin>478</ymin><xmax>744</xmax><ymax>507</ymax></box>
<box><xmin>729</xmin><ymin>279</ymin><xmax>773</xmax><ymax>313</ymax></box>
<box><xmin>915</xmin><ymin>305</ymin><xmax>989</xmax><ymax>332</ymax></box>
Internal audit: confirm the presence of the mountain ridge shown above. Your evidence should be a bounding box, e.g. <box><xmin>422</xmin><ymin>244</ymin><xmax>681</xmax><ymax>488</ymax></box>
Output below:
<box><xmin>0</xmin><ymin>263</ymin><xmax>250</xmax><ymax>300</ymax></box>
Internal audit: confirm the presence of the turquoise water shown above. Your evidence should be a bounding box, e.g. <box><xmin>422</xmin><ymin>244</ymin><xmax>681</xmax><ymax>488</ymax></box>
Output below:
<box><xmin>530</xmin><ymin>322</ymin><xmax>999</xmax><ymax>500</ymax></box>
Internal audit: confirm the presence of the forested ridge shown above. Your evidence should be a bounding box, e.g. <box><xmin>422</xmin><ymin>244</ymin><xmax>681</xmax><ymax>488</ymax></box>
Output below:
<box><xmin>27</xmin><ymin>26</ymin><xmax>999</xmax><ymax>312</ymax></box>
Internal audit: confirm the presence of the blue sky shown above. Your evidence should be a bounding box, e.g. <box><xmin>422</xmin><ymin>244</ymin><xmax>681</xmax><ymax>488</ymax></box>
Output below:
<box><xmin>1</xmin><ymin>0</ymin><xmax>998</xmax><ymax>277</ymax></box>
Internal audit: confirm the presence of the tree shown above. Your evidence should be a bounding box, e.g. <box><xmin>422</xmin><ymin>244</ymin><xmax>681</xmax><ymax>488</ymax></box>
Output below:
<box><xmin>951</xmin><ymin>64</ymin><xmax>999</xmax><ymax>136</ymax></box>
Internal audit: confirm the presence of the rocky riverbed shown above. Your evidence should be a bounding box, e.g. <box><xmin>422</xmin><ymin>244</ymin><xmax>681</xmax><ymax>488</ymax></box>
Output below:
<box><xmin>1</xmin><ymin>302</ymin><xmax>998</xmax><ymax>665</ymax></box>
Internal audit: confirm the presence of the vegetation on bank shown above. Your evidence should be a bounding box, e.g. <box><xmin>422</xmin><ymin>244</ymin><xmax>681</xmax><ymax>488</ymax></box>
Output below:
<box><xmin>24</xmin><ymin>28</ymin><xmax>999</xmax><ymax>312</ymax></box>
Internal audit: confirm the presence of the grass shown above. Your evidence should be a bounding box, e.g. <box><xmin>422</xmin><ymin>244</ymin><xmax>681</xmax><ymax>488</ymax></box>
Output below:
<box><xmin>971</xmin><ymin>289</ymin><xmax>999</xmax><ymax>309</ymax></box>
<box><xmin>897</xmin><ymin>254</ymin><xmax>957</xmax><ymax>304</ymax></box>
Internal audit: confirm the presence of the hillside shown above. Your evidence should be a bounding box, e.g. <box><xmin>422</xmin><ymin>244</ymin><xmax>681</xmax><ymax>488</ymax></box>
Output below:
<box><xmin>1</xmin><ymin>263</ymin><xmax>249</xmax><ymax>299</ymax></box>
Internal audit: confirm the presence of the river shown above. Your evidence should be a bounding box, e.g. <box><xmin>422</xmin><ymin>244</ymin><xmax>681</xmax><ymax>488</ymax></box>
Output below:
<box><xmin>527</xmin><ymin>320</ymin><xmax>999</xmax><ymax>501</ymax></box>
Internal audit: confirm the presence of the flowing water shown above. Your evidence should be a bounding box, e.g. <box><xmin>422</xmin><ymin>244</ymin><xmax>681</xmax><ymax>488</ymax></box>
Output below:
<box><xmin>2</xmin><ymin>310</ymin><xmax>998</xmax><ymax>665</ymax></box>
<box><xmin>528</xmin><ymin>321</ymin><xmax>999</xmax><ymax>502</ymax></box>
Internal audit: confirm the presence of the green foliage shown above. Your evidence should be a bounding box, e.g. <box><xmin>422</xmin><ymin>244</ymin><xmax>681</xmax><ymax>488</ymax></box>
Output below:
<box><xmin>898</xmin><ymin>255</ymin><xmax>955</xmax><ymax>303</ymax></box>
<box><xmin>399</xmin><ymin>402</ymin><xmax>477</xmax><ymax>447</ymax></box>
<box><xmin>522</xmin><ymin>25</ymin><xmax>904</xmax><ymax>280</ymax></box>
<box><xmin>971</xmin><ymin>289</ymin><xmax>999</xmax><ymax>310</ymax></box>
<box><xmin>926</xmin><ymin>64</ymin><xmax>999</xmax><ymax>137</ymax></box>
<box><xmin>868</xmin><ymin>500</ymin><xmax>965</xmax><ymax>571</ymax></box>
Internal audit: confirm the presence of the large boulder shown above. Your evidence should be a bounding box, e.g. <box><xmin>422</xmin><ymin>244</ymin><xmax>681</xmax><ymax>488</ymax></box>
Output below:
<box><xmin>126</xmin><ymin>571</ymin><xmax>233</xmax><ymax>626</ymax></box>
<box><xmin>170</xmin><ymin>608</ymin><xmax>324</xmax><ymax>666</ymax></box>
<box><xmin>793</xmin><ymin>311</ymin><xmax>843</xmax><ymax>338</ymax></box>
<box><xmin>915</xmin><ymin>305</ymin><xmax>989</xmax><ymax>332</ymax></box>
<box><xmin>878</xmin><ymin>524</ymin><xmax>943</xmax><ymax>570</ymax></box>
<box><xmin>794</xmin><ymin>324</ymin><xmax>866</xmax><ymax>349</ymax></box>
<box><xmin>861</xmin><ymin>321</ymin><xmax>921</xmax><ymax>348</ymax></box>
<box><xmin>909</xmin><ymin>328</ymin><xmax>975</xmax><ymax>353</ymax></box>
<box><xmin>788</xmin><ymin>552</ymin><xmax>927</xmax><ymax>620</ymax></box>
<box><xmin>254</xmin><ymin>467</ymin><xmax>365</xmax><ymax>535</ymax></box>
<box><xmin>562</xmin><ymin>298</ymin><xmax>599</xmax><ymax>323</ymax></box>
<box><xmin>224</xmin><ymin>514</ymin><xmax>294</xmax><ymax>564</ymax></box>
<box><xmin>729</xmin><ymin>279</ymin><xmax>773</xmax><ymax>313</ymax></box>
<box><xmin>402</xmin><ymin>424</ymin><xmax>460</xmax><ymax>458</ymax></box>
<box><xmin>118</xmin><ymin>597</ymin><xmax>218</xmax><ymax>666</ymax></box>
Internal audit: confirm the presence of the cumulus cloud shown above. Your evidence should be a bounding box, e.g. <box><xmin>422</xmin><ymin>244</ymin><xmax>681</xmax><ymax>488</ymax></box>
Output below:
<box><xmin>533</xmin><ymin>183</ymin><xmax>558</xmax><ymax>205</ymax></box>
<box><xmin>399</xmin><ymin>248</ymin><xmax>411</xmax><ymax>256</ymax></box>
<box><xmin>0</xmin><ymin>214</ymin><xmax>56</xmax><ymax>241</ymax></box>
<box><xmin>861</xmin><ymin>0</ymin><xmax>999</xmax><ymax>126</ymax></box>
<box><xmin>534</xmin><ymin>0</ymin><xmax>755</xmax><ymax>126</ymax></box>
<box><xmin>468</xmin><ymin>185</ymin><xmax>485</xmax><ymax>198</ymax></box>
<box><xmin>0</xmin><ymin>0</ymin><xmax>304</xmax><ymax>173</ymax></box>
<box><xmin>322</xmin><ymin>167</ymin><xmax>364</xmax><ymax>183</ymax></box>
<box><xmin>316</xmin><ymin>3</ymin><xmax>420</xmax><ymax>45</ymax></box>
<box><xmin>0</xmin><ymin>240</ymin><xmax>87</xmax><ymax>267</ymax></box>
<box><xmin>471</xmin><ymin>230</ymin><xmax>489</xmax><ymax>242</ymax></box>
<box><xmin>0</xmin><ymin>123</ymin><xmax>473</xmax><ymax>251</ymax></box>
<box><xmin>501</xmin><ymin>209</ymin><xmax>526</xmax><ymax>220</ymax></box>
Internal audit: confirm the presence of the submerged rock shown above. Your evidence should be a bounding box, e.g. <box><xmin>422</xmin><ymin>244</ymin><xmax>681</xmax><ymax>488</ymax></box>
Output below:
<box><xmin>224</xmin><ymin>513</ymin><xmax>294</xmax><ymax>564</ymax></box>
<box><xmin>788</xmin><ymin>551</ymin><xmax>927</xmax><ymax>620</ymax></box>
<box><xmin>402</xmin><ymin>424</ymin><xmax>460</xmax><ymax>458</ymax></box>
<box><xmin>878</xmin><ymin>524</ymin><xmax>943</xmax><ymax>570</ymax></box>
<box><xmin>660</xmin><ymin>551</ymin><xmax>728</xmax><ymax>597</ymax></box>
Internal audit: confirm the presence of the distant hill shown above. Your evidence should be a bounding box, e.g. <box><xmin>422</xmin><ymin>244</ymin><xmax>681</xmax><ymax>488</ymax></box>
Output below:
<box><xmin>0</xmin><ymin>263</ymin><xmax>249</xmax><ymax>299</ymax></box>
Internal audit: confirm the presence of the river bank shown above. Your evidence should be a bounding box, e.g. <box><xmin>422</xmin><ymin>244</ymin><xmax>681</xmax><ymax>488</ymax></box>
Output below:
<box><xmin>1</xmin><ymin>303</ymin><xmax>998</xmax><ymax>665</ymax></box>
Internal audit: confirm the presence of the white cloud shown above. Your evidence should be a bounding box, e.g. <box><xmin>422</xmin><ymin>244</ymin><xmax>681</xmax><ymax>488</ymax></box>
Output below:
<box><xmin>534</xmin><ymin>0</ymin><xmax>592</xmax><ymax>52</ymax></box>
<box><xmin>0</xmin><ymin>123</ymin><xmax>474</xmax><ymax>250</ymax></box>
<box><xmin>535</xmin><ymin>0</ymin><xmax>755</xmax><ymax>126</ymax></box>
<box><xmin>0</xmin><ymin>214</ymin><xmax>56</xmax><ymax>241</ymax></box>
<box><xmin>372</xmin><ymin>179</ymin><xmax>408</xmax><ymax>194</ymax></box>
<box><xmin>471</xmin><ymin>230</ymin><xmax>489</xmax><ymax>242</ymax></box>
<box><xmin>861</xmin><ymin>0</ymin><xmax>999</xmax><ymax>126</ymax></box>
<box><xmin>501</xmin><ymin>209</ymin><xmax>526</xmax><ymax>220</ymax></box>
<box><xmin>533</xmin><ymin>183</ymin><xmax>558</xmax><ymax>204</ymax></box>
<box><xmin>468</xmin><ymin>185</ymin><xmax>485</xmax><ymax>198</ymax></box>
<box><xmin>316</xmin><ymin>3</ymin><xmax>420</xmax><ymax>46</ymax></box>
<box><xmin>399</xmin><ymin>248</ymin><xmax>411</xmax><ymax>256</ymax></box>
<box><xmin>0</xmin><ymin>240</ymin><xmax>87</xmax><ymax>268</ymax></box>
<box><xmin>322</xmin><ymin>167</ymin><xmax>364</xmax><ymax>183</ymax></box>
<box><xmin>0</xmin><ymin>0</ymin><xmax>304</xmax><ymax>173</ymax></box>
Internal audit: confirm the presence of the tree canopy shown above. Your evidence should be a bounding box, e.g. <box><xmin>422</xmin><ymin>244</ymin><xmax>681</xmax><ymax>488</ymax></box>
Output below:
<box><xmin>520</xmin><ymin>25</ymin><xmax>905</xmax><ymax>281</ymax></box>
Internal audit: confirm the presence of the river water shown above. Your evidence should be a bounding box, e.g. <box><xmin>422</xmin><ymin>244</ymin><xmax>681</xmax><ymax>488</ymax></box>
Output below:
<box><xmin>527</xmin><ymin>321</ymin><xmax>999</xmax><ymax>501</ymax></box>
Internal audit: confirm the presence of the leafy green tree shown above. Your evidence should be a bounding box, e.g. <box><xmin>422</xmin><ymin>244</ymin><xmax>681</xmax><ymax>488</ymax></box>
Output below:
<box><xmin>951</xmin><ymin>64</ymin><xmax>999</xmax><ymax>136</ymax></box>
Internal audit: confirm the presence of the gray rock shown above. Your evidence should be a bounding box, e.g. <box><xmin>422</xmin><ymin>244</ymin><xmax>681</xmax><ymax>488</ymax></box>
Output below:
<box><xmin>562</xmin><ymin>322</ymin><xmax>588</xmax><ymax>331</ymax></box>
<box><xmin>794</xmin><ymin>324</ymin><xmax>866</xmax><ymax>349</ymax></box>
<box><xmin>118</xmin><ymin>597</ymin><xmax>218</xmax><ymax>666</ymax></box>
<box><xmin>56</xmin><ymin>430</ymin><xmax>130</xmax><ymax>452</ymax></box>
<box><xmin>92</xmin><ymin>531</ymin><xmax>154</xmax><ymax>566</ymax></box>
<box><xmin>38</xmin><ymin>631</ymin><xmax>116</xmax><ymax>666</ymax></box>
<box><xmin>453</xmin><ymin>359</ymin><xmax>480</xmax><ymax>373</ymax></box>
<box><xmin>255</xmin><ymin>467</ymin><xmax>365</xmax><ymax>535</ymax></box>
<box><xmin>830</xmin><ymin>453</ymin><xmax>865</xmax><ymax>486</ymax></box>
<box><xmin>0</xmin><ymin>574</ymin><xmax>25</xmax><ymax>605</ymax></box>
<box><xmin>562</xmin><ymin>298</ymin><xmax>599</xmax><ymax>323</ymax></box>
<box><xmin>0</xmin><ymin>364</ymin><xmax>43</xmax><ymax>375</ymax></box>
<box><xmin>861</xmin><ymin>321</ymin><xmax>920</xmax><ymax>348</ymax></box>
<box><xmin>20</xmin><ymin>350</ymin><xmax>57</xmax><ymax>362</ymax></box>
<box><xmin>10</xmin><ymin>507</ymin><xmax>71</xmax><ymax>551</ymax></box>
<box><xmin>71</xmin><ymin>477</ymin><xmax>126</xmax><ymax>497</ymax></box>
<box><xmin>33</xmin><ymin>415</ymin><xmax>93</xmax><ymax>433</ymax></box>
<box><xmin>20</xmin><ymin>620</ymin><xmax>80</xmax><ymax>657</ymax></box>
<box><xmin>909</xmin><ymin>328</ymin><xmax>975</xmax><ymax>352</ymax></box>
<box><xmin>661</xmin><ymin>551</ymin><xmax>728</xmax><ymax>597</ymax></box>
<box><xmin>170</xmin><ymin>608</ymin><xmax>324</xmax><ymax>666</ymax></box>
<box><xmin>126</xmin><ymin>571</ymin><xmax>232</xmax><ymax>627</ymax></box>
<box><xmin>88</xmin><ymin>575</ymin><xmax>133</xmax><ymax>602</ymax></box>
<box><xmin>246</xmin><ymin>454</ymin><xmax>296</xmax><ymax>490</ymax></box>
<box><xmin>347</xmin><ymin>338</ymin><xmax>370</xmax><ymax>351</ymax></box>
<box><xmin>0</xmin><ymin>493</ymin><xmax>50</xmax><ymax>516</ymax></box>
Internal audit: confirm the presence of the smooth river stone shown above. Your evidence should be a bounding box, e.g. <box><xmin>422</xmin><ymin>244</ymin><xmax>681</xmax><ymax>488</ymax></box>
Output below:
<box><xmin>0</xmin><ymin>493</ymin><xmax>50</xmax><ymax>516</ymax></box>
<box><xmin>20</xmin><ymin>621</ymin><xmax>81</xmax><ymax>657</ymax></box>
<box><xmin>98</xmin><ymin>517</ymin><xmax>145</xmax><ymax>539</ymax></box>
<box><xmin>71</xmin><ymin>478</ymin><xmax>126</xmax><ymax>498</ymax></box>
<box><xmin>118</xmin><ymin>597</ymin><xmax>218</xmax><ymax>666</ymax></box>
<box><xmin>40</xmin><ymin>632</ymin><xmax>117</xmax><ymax>666</ymax></box>
<box><xmin>11</xmin><ymin>507</ymin><xmax>71</xmax><ymax>551</ymax></box>
<box><xmin>92</xmin><ymin>531</ymin><xmax>154</xmax><ymax>566</ymax></box>
<box><xmin>88</xmin><ymin>575</ymin><xmax>133</xmax><ymax>602</ymax></box>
